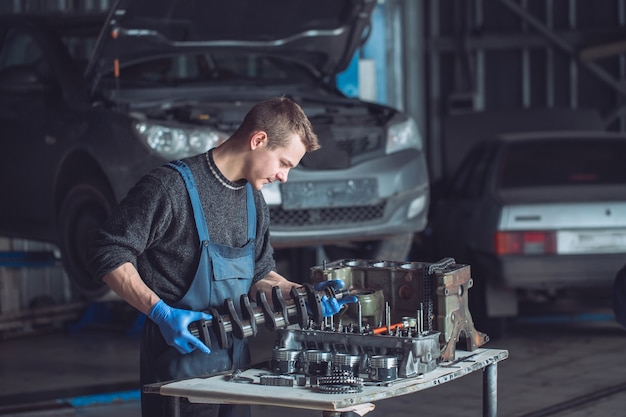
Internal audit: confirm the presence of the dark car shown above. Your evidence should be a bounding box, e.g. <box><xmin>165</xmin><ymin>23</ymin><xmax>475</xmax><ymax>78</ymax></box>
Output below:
<box><xmin>0</xmin><ymin>0</ymin><xmax>429</xmax><ymax>298</ymax></box>
<box><xmin>429</xmin><ymin>130</ymin><xmax>626</xmax><ymax>333</ymax></box>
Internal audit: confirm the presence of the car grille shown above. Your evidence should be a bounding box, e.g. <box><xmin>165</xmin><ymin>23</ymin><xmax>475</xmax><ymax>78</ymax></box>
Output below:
<box><xmin>270</xmin><ymin>202</ymin><xmax>386</xmax><ymax>227</ymax></box>
<box><xmin>335</xmin><ymin>133</ymin><xmax>381</xmax><ymax>157</ymax></box>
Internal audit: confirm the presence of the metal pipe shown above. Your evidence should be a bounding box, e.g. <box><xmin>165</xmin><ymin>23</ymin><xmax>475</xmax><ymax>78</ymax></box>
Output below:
<box><xmin>482</xmin><ymin>362</ymin><xmax>498</xmax><ymax>417</ymax></box>
<box><xmin>385</xmin><ymin>302</ymin><xmax>391</xmax><ymax>334</ymax></box>
<box><xmin>357</xmin><ymin>301</ymin><xmax>363</xmax><ymax>333</ymax></box>
<box><xmin>499</xmin><ymin>0</ymin><xmax>626</xmax><ymax>98</ymax></box>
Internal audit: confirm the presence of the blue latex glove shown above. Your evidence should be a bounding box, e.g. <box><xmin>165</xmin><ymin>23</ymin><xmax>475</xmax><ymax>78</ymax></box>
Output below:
<box><xmin>314</xmin><ymin>279</ymin><xmax>358</xmax><ymax>317</ymax></box>
<box><xmin>148</xmin><ymin>300</ymin><xmax>213</xmax><ymax>355</ymax></box>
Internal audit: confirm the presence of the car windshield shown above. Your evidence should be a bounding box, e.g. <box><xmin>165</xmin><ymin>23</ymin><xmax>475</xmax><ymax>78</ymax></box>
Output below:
<box><xmin>99</xmin><ymin>52</ymin><xmax>317</xmax><ymax>86</ymax></box>
<box><xmin>498</xmin><ymin>138</ymin><xmax>626</xmax><ymax>189</ymax></box>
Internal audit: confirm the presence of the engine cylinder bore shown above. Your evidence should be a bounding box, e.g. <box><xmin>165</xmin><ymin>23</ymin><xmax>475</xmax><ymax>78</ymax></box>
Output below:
<box><xmin>346</xmin><ymin>288</ymin><xmax>385</xmax><ymax>326</ymax></box>
<box><xmin>304</xmin><ymin>350</ymin><xmax>332</xmax><ymax>376</ymax></box>
<box><xmin>271</xmin><ymin>348</ymin><xmax>301</xmax><ymax>374</ymax></box>
<box><xmin>369</xmin><ymin>355</ymin><xmax>398</xmax><ymax>381</ymax></box>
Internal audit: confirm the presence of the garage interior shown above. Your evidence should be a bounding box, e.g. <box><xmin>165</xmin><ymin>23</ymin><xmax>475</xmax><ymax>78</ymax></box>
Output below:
<box><xmin>1</xmin><ymin>1</ymin><xmax>626</xmax><ymax>416</ymax></box>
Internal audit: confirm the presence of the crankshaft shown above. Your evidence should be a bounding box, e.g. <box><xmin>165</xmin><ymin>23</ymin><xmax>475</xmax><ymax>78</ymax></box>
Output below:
<box><xmin>189</xmin><ymin>283</ymin><xmax>346</xmax><ymax>350</ymax></box>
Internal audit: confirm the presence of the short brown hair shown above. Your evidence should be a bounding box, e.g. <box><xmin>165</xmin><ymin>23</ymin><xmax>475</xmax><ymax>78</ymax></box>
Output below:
<box><xmin>236</xmin><ymin>96</ymin><xmax>320</xmax><ymax>152</ymax></box>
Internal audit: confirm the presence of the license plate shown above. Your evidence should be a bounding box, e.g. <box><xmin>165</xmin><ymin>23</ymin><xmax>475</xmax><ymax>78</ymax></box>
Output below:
<box><xmin>281</xmin><ymin>179</ymin><xmax>378</xmax><ymax>210</ymax></box>
<box><xmin>557</xmin><ymin>229</ymin><xmax>626</xmax><ymax>254</ymax></box>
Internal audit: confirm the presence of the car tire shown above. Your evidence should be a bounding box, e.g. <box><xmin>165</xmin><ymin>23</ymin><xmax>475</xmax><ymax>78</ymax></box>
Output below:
<box><xmin>322</xmin><ymin>232</ymin><xmax>414</xmax><ymax>262</ymax></box>
<box><xmin>58</xmin><ymin>182</ymin><xmax>115</xmax><ymax>300</ymax></box>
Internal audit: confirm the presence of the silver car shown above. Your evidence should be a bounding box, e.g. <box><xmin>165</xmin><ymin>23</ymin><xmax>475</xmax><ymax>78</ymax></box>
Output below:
<box><xmin>430</xmin><ymin>130</ymin><xmax>626</xmax><ymax>333</ymax></box>
<box><xmin>0</xmin><ymin>0</ymin><xmax>428</xmax><ymax>298</ymax></box>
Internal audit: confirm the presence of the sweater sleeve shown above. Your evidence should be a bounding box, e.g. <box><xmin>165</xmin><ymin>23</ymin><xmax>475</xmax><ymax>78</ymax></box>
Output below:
<box><xmin>88</xmin><ymin>173</ymin><xmax>174</xmax><ymax>282</ymax></box>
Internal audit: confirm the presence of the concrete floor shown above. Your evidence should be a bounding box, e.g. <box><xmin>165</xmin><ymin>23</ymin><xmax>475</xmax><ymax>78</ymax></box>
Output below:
<box><xmin>1</xmin><ymin>307</ymin><xmax>625</xmax><ymax>417</ymax></box>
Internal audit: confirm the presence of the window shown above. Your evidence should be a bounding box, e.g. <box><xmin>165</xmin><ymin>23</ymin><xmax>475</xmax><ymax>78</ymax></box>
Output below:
<box><xmin>448</xmin><ymin>142</ymin><xmax>496</xmax><ymax>199</ymax></box>
<box><xmin>0</xmin><ymin>28</ymin><xmax>42</xmax><ymax>69</ymax></box>
<box><xmin>499</xmin><ymin>138</ymin><xmax>626</xmax><ymax>188</ymax></box>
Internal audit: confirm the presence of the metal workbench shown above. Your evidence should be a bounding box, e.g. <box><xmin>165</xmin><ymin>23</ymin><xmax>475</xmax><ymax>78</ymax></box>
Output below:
<box><xmin>144</xmin><ymin>348</ymin><xmax>508</xmax><ymax>417</ymax></box>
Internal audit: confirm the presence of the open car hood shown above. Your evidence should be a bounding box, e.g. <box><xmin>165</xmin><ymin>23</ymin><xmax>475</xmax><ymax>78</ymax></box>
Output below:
<box><xmin>86</xmin><ymin>0</ymin><xmax>376</xmax><ymax>86</ymax></box>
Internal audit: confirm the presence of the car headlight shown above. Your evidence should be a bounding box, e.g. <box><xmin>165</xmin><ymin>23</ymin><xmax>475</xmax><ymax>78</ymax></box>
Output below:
<box><xmin>386</xmin><ymin>117</ymin><xmax>423</xmax><ymax>154</ymax></box>
<box><xmin>133</xmin><ymin>121</ymin><xmax>229</xmax><ymax>160</ymax></box>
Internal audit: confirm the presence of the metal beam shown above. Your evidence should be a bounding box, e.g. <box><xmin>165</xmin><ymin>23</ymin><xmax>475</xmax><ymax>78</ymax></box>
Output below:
<box><xmin>498</xmin><ymin>0</ymin><xmax>626</xmax><ymax>98</ymax></box>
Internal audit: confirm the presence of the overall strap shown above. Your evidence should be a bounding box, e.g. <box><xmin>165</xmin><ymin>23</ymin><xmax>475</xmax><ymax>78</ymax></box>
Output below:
<box><xmin>167</xmin><ymin>160</ymin><xmax>210</xmax><ymax>242</ymax></box>
<box><xmin>245</xmin><ymin>183</ymin><xmax>257</xmax><ymax>240</ymax></box>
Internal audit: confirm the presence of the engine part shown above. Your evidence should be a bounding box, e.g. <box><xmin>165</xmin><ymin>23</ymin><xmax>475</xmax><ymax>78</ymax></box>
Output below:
<box><xmin>259</xmin><ymin>374</ymin><xmax>295</xmax><ymax>387</ymax></box>
<box><xmin>310</xmin><ymin>257</ymin><xmax>489</xmax><ymax>361</ymax></box>
<box><xmin>344</xmin><ymin>288</ymin><xmax>385</xmax><ymax>327</ymax></box>
<box><xmin>227</xmin><ymin>369</ymin><xmax>254</xmax><ymax>384</ymax></box>
<box><xmin>188</xmin><ymin>257</ymin><xmax>488</xmax><ymax>386</ymax></box>
<box><xmin>271</xmin><ymin>348</ymin><xmax>300</xmax><ymax>374</ymax></box>
<box><xmin>332</xmin><ymin>353</ymin><xmax>361</xmax><ymax>376</ymax></box>
<box><xmin>188</xmin><ymin>283</ymin><xmax>348</xmax><ymax>350</ymax></box>
<box><xmin>369</xmin><ymin>355</ymin><xmax>398</xmax><ymax>382</ymax></box>
<box><xmin>304</xmin><ymin>350</ymin><xmax>333</xmax><ymax>376</ymax></box>
<box><xmin>317</xmin><ymin>384</ymin><xmax>363</xmax><ymax>394</ymax></box>
<box><xmin>316</xmin><ymin>371</ymin><xmax>364</xmax><ymax>394</ymax></box>
<box><xmin>276</xmin><ymin>327</ymin><xmax>441</xmax><ymax>378</ymax></box>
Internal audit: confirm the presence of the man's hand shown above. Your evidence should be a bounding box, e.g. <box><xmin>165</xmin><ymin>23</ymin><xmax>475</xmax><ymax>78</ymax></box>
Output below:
<box><xmin>148</xmin><ymin>300</ymin><xmax>213</xmax><ymax>354</ymax></box>
<box><xmin>314</xmin><ymin>279</ymin><xmax>358</xmax><ymax>317</ymax></box>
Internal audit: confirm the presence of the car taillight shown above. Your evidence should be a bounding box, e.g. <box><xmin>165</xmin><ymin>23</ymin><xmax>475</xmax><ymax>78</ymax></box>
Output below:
<box><xmin>494</xmin><ymin>231</ymin><xmax>557</xmax><ymax>255</ymax></box>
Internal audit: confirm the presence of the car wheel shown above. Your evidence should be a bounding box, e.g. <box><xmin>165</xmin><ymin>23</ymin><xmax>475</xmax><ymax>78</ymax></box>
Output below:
<box><xmin>322</xmin><ymin>232</ymin><xmax>414</xmax><ymax>262</ymax></box>
<box><xmin>58</xmin><ymin>182</ymin><xmax>114</xmax><ymax>300</ymax></box>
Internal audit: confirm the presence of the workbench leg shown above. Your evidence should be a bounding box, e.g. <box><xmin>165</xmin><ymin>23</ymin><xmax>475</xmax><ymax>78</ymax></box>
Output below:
<box><xmin>169</xmin><ymin>396</ymin><xmax>181</xmax><ymax>417</ymax></box>
<box><xmin>482</xmin><ymin>362</ymin><xmax>498</xmax><ymax>417</ymax></box>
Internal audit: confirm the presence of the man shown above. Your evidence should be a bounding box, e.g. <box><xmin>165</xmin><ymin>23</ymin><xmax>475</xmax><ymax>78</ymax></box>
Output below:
<box><xmin>89</xmin><ymin>97</ymin><xmax>356</xmax><ymax>417</ymax></box>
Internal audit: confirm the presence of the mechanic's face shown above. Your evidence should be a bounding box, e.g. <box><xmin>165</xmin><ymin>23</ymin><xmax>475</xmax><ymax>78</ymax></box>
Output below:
<box><xmin>247</xmin><ymin>132</ymin><xmax>306</xmax><ymax>190</ymax></box>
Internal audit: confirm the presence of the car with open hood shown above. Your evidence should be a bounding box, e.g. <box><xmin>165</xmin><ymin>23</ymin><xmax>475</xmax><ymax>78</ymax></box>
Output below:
<box><xmin>0</xmin><ymin>0</ymin><xmax>429</xmax><ymax>298</ymax></box>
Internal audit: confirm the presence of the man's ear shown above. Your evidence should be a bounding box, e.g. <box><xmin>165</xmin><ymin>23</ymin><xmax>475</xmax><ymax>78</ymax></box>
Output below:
<box><xmin>250</xmin><ymin>131</ymin><xmax>268</xmax><ymax>150</ymax></box>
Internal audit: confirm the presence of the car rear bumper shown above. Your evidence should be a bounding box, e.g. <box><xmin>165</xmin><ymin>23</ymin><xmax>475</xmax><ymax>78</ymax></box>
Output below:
<box><xmin>497</xmin><ymin>253</ymin><xmax>625</xmax><ymax>289</ymax></box>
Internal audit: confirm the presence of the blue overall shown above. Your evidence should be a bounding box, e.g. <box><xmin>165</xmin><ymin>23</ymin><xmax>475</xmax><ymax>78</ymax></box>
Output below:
<box><xmin>140</xmin><ymin>160</ymin><xmax>255</xmax><ymax>417</ymax></box>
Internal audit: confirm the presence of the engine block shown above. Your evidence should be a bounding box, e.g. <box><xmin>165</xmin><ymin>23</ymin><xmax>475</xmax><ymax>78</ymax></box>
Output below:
<box><xmin>274</xmin><ymin>326</ymin><xmax>441</xmax><ymax>378</ymax></box>
<box><xmin>308</xmin><ymin>257</ymin><xmax>489</xmax><ymax>362</ymax></box>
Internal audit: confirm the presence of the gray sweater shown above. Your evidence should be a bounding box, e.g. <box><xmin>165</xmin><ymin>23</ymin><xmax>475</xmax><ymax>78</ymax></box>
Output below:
<box><xmin>88</xmin><ymin>151</ymin><xmax>276</xmax><ymax>305</ymax></box>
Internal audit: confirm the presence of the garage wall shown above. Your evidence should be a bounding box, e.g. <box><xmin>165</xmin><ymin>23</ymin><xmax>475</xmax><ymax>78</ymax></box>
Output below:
<box><xmin>0</xmin><ymin>238</ymin><xmax>81</xmax><ymax>339</ymax></box>
<box><xmin>0</xmin><ymin>239</ymin><xmax>72</xmax><ymax>312</ymax></box>
<box><xmin>0</xmin><ymin>0</ymin><xmax>111</xmax><ymax>13</ymax></box>
<box><xmin>417</xmin><ymin>0</ymin><xmax>626</xmax><ymax>181</ymax></box>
